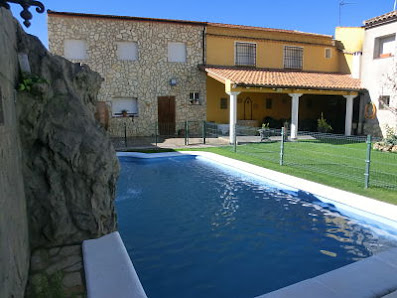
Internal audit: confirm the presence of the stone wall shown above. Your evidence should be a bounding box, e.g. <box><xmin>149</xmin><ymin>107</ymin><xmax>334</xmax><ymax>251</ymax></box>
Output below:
<box><xmin>48</xmin><ymin>15</ymin><xmax>207</xmax><ymax>137</ymax></box>
<box><xmin>0</xmin><ymin>9</ymin><xmax>30</xmax><ymax>298</ymax></box>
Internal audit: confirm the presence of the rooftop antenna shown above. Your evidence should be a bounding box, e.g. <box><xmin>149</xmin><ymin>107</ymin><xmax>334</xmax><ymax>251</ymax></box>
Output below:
<box><xmin>339</xmin><ymin>0</ymin><xmax>356</xmax><ymax>26</ymax></box>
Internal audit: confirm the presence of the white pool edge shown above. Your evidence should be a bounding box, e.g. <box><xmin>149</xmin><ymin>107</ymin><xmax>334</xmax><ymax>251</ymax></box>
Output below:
<box><xmin>83</xmin><ymin>231</ymin><xmax>147</xmax><ymax>298</ymax></box>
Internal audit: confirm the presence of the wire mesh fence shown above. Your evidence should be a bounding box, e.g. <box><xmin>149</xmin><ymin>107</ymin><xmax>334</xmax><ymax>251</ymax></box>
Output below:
<box><xmin>109</xmin><ymin>120</ymin><xmax>397</xmax><ymax>190</ymax></box>
<box><xmin>224</xmin><ymin>126</ymin><xmax>396</xmax><ymax>191</ymax></box>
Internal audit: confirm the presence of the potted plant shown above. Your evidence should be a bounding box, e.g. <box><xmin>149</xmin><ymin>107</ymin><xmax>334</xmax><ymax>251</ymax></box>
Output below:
<box><xmin>317</xmin><ymin>113</ymin><xmax>333</xmax><ymax>133</ymax></box>
<box><xmin>258</xmin><ymin>123</ymin><xmax>271</xmax><ymax>141</ymax></box>
<box><xmin>121</xmin><ymin>109</ymin><xmax>128</xmax><ymax>117</ymax></box>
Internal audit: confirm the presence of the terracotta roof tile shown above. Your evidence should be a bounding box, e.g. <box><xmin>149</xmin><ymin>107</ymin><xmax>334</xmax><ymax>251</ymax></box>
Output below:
<box><xmin>204</xmin><ymin>66</ymin><xmax>361</xmax><ymax>91</ymax></box>
<box><xmin>364</xmin><ymin>11</ymin><xmax>397</xmax><ymax>27</ymax></box>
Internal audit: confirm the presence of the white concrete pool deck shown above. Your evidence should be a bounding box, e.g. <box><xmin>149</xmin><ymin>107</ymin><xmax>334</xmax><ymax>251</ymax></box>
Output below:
<box><xmin>84</xmin><ymin>151</ymin><xmax>397</xmax><ymax>298</ymax></box>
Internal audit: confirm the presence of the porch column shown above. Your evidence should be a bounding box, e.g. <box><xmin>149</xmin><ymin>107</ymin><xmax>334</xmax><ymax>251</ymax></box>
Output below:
<box><xmin>289</xmin><ymin>93</ymin><xmax>302</xmax><ymax>139</ymax></box>
<box><xmin>344</xmin><ymin>95</ymin><xmax>355</xmax><ymax>136</ymax></box>
<box><xmin>227</xmin><ymin>91</ymin><xmax>240</xmax><ymax>144</ymax></box>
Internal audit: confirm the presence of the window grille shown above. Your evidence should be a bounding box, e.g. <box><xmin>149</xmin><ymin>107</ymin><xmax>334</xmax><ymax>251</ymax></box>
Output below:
<box><xmin>284</xmin><ymin>46</ymin><xmax>303</xmax><ymax>69</ymax></box>
<box><xmin>235</xmin><ymin>42</ymin><xmax>256</xmax><ymax>66</ymax></box>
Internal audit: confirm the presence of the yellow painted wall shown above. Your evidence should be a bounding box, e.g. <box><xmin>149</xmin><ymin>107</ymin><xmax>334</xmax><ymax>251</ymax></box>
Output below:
<box><xmin>334</xmin><ymin>27</ymin><xmax>365</xmax><ymax>73</ymax></box>
<box><xmin>335</xmin><ymin>27</ymin><xmax>365</xmax><ymax>53</ymax></box>
<box><xmin>206</xmin><ymin>25</ymin><xmax>340</xmax><ymax>72</ymax></box>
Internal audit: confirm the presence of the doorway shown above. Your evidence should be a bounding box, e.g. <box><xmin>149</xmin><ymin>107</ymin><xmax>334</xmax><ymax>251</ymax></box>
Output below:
<box><xmin>157</xmin><ymin>96</ymin><xmax>176</xmax><ymax>135</ymax></box>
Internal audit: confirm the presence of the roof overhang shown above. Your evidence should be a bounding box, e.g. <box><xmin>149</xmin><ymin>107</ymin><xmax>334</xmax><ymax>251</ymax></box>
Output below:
<box><xmin>202</xmin><ymin>65</ymin><xmax>362</xmax><ymax>96</ymax></box>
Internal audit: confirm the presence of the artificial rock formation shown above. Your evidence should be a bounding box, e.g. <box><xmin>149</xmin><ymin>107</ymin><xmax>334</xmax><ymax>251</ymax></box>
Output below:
<box><xmin>16</xmin><ymin>21</ymin><xmax>119</xmax><ymax>249</ymax></box>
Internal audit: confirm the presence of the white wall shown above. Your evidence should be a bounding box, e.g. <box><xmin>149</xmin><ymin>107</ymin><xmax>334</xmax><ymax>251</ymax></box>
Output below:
<box><xmin>361</xmin><ymin>22</ymin><xmax>397</xmax><ymax>136</ymax></box>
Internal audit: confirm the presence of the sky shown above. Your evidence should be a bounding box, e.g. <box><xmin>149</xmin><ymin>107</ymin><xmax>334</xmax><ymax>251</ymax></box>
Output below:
<box><xmin>9</xmin><ymin>0</ymin><xmax>397</xmax><ymax>48</ymax></box>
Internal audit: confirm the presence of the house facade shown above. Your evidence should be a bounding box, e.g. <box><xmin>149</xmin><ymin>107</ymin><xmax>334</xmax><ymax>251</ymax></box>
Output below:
<box><xmin>337</xmin><ymin>11</ymin><xmax>397</xmax><ymax>137</ymax></box>
<box><xmin>361</xmin><ymin>11</ymin><xmax>397</xmax><ymax>136</ymax></box>
<box><xmin>48</xmin><ymin>11</ymin><xmax>207</xmax><ymax>136</ymax></box>
<box><xmin>48</xmin><ymin>11</ymin><xmax>362</xmax><ymax>141</ymax></box>
<box><xmin>203</xmin><ymin>23</ymin><xmax>360</xmax><ymax>142</ymax></box>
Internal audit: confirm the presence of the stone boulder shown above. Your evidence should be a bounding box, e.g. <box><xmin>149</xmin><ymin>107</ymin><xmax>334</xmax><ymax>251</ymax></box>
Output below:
<box><xmin>16</xmin><ymin>25</ymin><xmax>119</xmax><ymax>248</ymax></box>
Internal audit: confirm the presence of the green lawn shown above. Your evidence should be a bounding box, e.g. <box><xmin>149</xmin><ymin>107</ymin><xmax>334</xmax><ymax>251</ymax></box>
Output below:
<box><xmin>125</xmin><ymin>140</ymin><xmax>397</xmax><ymax>205</ymax></box>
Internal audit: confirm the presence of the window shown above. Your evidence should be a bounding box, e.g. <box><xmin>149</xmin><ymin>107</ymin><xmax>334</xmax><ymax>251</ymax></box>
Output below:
<box><xmin>168</xmin><ymin>42</ymin><xmax>186</xmax><ymax>62</ymax></box>
<box><xmin>374</xmin><ymin>35</ymin><xmax>395</xmax><ymax>58</ymax></box>
<box><xmin>266</xmin><ymin>98</ymin><xmax>273</xmax><ymax>109</ymax></box>
<box><xmin>284</xmin><ymin>46</ymin><xmax>303</xmax><ymax>69</ymax></box>
<box><xmin>220</xmin><ymin>98</ymin><xmax>228</xmax><ymax>109</ymax></box>
<box><xmin>64</xmin><ymin>40</ymin><xmax>87</xmax><ymax>60</ymax></box>
<box><xmin>235</xmin><ymin>42</ymin><xmax>256</xmax><ymax>66</ymax></box>
<box><xmin>189</xmin><ymin>92</ymin><xmax>200</xmax><ymax>105</ymax></box>
<box><xmin>117</xmin><ymin>42</ymin><xmax>138</xmax><ymax>61</ymax></box>
<box><xmin>325</xmin><ymin>48</ymin><xmax>332</xmax><ymax>59</ymax></box>
<box><xmin>379</xmin><ymin>96</ymin><xmax>390</xmax><ymax>110</ymax></box>
<box><xmin>112</xmin><ymin>98</ymin><xmax>138</xmax><ymax>116</ymax></box>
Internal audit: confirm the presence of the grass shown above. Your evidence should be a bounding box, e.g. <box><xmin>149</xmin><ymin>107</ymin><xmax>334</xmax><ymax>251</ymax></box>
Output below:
<box><xmin>123</xmin><ymin>140</ymin><xmax>397</xmax><ymax>205</ymax></box>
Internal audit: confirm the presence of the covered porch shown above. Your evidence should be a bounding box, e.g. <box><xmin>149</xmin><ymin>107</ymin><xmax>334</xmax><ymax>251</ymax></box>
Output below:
<box><xmin>204</xmin><ymin>66</ymin><xmax>362</xmax><ymax>143</ymax></box>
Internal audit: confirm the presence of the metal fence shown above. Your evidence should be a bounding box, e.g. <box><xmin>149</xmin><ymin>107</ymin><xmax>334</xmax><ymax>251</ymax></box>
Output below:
<box><xmin>110</xmin><ymin>121</ymin><xmax>227</xmax><ymax>149</ymax></box>
<box><xmin>228</xmin><ymin>125</ymin><xmax>396</xmax><ymax>191</ymax></box>
<box><xmin>110</xmin><ymin>121</ymin><xmax>397</xmax><ymax>190</ymax></box>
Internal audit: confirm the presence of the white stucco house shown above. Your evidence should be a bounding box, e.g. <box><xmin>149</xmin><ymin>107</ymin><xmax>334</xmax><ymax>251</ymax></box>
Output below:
<box><xmin>361</xmin><ymin>11</ymin><xmax>397</xmax><ymax>136</ymax></box>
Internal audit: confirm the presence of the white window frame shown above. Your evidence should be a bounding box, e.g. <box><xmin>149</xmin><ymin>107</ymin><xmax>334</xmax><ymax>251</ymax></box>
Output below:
<box><xmin>116</xmin><ymin>42</ymin><xmax>138</xmax><ymax>61</ymax></box>
<box><xmin>325</xmin><ymin>48</ymin><xmax>332</xmax><ymax>59</ymax></box>
<box><xmin>189</xmin><ymin>92</ymin><xmax>200</xmax><ymax>105</ymax></box>
<box><xmin>111</xmin><ymin>98</ymin><xmax>139</xmax><ymax>117</ymax></box>
<box><xmin>64</xmin><ymin>39</ymin><xmax>88</xmax><ymax>60</ymax></box>
<box><xmin>234</xmin><ymin>41</ymin><xmax>257</xmax><ymax>67</ymax></box>
<box><xmin>168</xmin><ymin>42</ymin><xmax>187</xmax><ymax>63</ymax></box>
<box><xmin>283</xmin><ymin>45</ymin><xmax>304</xmax><ymax>70</ymax></box>
<box><xmin>374</xmin><ymin>34</ymin><xmax>396</xmax><ymax>59</ymax></box>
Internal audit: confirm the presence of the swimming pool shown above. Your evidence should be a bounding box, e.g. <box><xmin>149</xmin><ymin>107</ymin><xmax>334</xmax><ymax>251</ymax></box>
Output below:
<box><xmin>116</xmin><ymin>154</ymin><xmax>397</xmax><ymax>298</ymax></box>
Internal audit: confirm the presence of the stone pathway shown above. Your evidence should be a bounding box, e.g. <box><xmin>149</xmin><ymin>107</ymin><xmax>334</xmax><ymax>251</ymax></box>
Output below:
<box><xmin>26</xmin><ymin>245</ymin><xmax>86</xmax><ymax>298</ymax></box>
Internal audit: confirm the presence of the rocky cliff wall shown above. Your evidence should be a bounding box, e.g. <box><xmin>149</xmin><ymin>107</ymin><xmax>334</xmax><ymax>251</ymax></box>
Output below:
<box><xmin>0</xmin><ymin>9</ymin><xmax>30</xmax><ymax>298</ymax></box>
<box><xmin>0</xmin><ymin>7</ymin><xmax>120</xmax><ymax>296</ymax></box>
<box><xmin>16</xmin><ymin>19</ymin><xmax>119</xmax><ymax>249</ymax></box>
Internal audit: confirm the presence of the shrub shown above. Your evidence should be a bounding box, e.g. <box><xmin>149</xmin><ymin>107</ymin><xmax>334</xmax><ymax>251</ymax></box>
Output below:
<box><xmin>317</xmin><ymin>113</ymin><xmax>333</xmax><ymax>133</ymax></box>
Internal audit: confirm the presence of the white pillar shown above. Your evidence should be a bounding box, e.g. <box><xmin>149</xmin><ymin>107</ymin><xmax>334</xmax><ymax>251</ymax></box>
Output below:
<box><xmin>289</xmin><ymin>93</ymin><xmax>302</xmax><ymax>139</ymax></box>
<box><xmin>227</xmin><ymin>91</ymin><xmax>240</xmax><ymax>144</ymax></box>
<box><xmin>344</xmin><ymin>95</ymin><xmax>355</xmax><ymax>136</ymax></box>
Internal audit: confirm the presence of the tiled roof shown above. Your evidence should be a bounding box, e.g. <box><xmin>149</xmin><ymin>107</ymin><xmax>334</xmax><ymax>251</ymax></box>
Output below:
<box><xmin>47</xmin><ymin>10</ymin><xmax>207</xmax><ymax>26</ymax></box>
<box><xmin>207</xmin><ymin>22</ymin><xmax>332</xmax><ymax>38</ymax></box>
<box><xmin>47</xmin><ymin>11</ymin><xmax>331</xmax><ymax>38</ymax></box>
<box><xmin>204</xmin><ymin>66</ymin><xmax>361</xmax><ymax>91</ymax></box>
<box><xmin>364</xmin><ymin>10</ymin><xmax>397</xmax><ymax>27</ymax></box>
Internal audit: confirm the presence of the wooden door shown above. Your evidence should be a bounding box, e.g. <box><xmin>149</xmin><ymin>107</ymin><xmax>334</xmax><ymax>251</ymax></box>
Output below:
<box><xmin>157</xmin><ymin>96</ymin><xmax>176</xmax><ymax>135</ymax></box>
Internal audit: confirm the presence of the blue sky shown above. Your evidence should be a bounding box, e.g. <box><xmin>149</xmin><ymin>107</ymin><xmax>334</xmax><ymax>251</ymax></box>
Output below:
<box><xmin>10</xmin><ymin>0</ymin><xmax>397</xmax><ymax>48</ymax></box>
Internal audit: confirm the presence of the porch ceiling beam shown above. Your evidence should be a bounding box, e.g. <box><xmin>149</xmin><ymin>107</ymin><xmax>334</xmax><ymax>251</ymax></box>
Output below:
<box><xmin>228</xmin><ymin>86</ymin><xmax>359</xmax><ymax>96</ymax></box>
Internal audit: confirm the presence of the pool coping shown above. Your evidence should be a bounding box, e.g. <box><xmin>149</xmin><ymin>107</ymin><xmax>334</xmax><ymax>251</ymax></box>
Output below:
<box><xmin>115</xmin><ymin>151</ymin><xmax>397</xmax><ymax>297</ymax></box>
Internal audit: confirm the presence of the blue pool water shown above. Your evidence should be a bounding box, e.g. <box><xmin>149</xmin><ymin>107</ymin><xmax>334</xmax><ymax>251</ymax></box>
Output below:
<box><xmin>116</xmin><ymin>155</ymin><xmax>397</xmax><ymax>298</ymax></box>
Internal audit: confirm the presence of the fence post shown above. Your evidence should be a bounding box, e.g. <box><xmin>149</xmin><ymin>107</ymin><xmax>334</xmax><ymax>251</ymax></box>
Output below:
<box><xmin>233</xmin><ymin>124</ymin><xmax>237</xmax><ymax>153</ymax></box>
<box><xmin>202</xmin><ymin>121</ymin><xmax>206</xmax><ymax>144</ymax></box>
<box><xmin>280</xmin><ymin>127</ymin><xmax>285</xmax><ymax>166</ymax></box>
<box><xmin>364</xmin><ymin>135</ymin><xmax>372</xmax><ymax>189</ymax></box>
<box><xmin>184</xmin><ymin>121</ymin><xmax>188</xmax><ymax>146</ymax></box>
<box><xmin>155</xmin><ymin>122</ymin><xmax>158</xmax><ymax>147</ymax></box>
<box><xmin>124</xmin><ymin>122</ymin><xmax>128</xmax><ymax>148</ymax></box>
